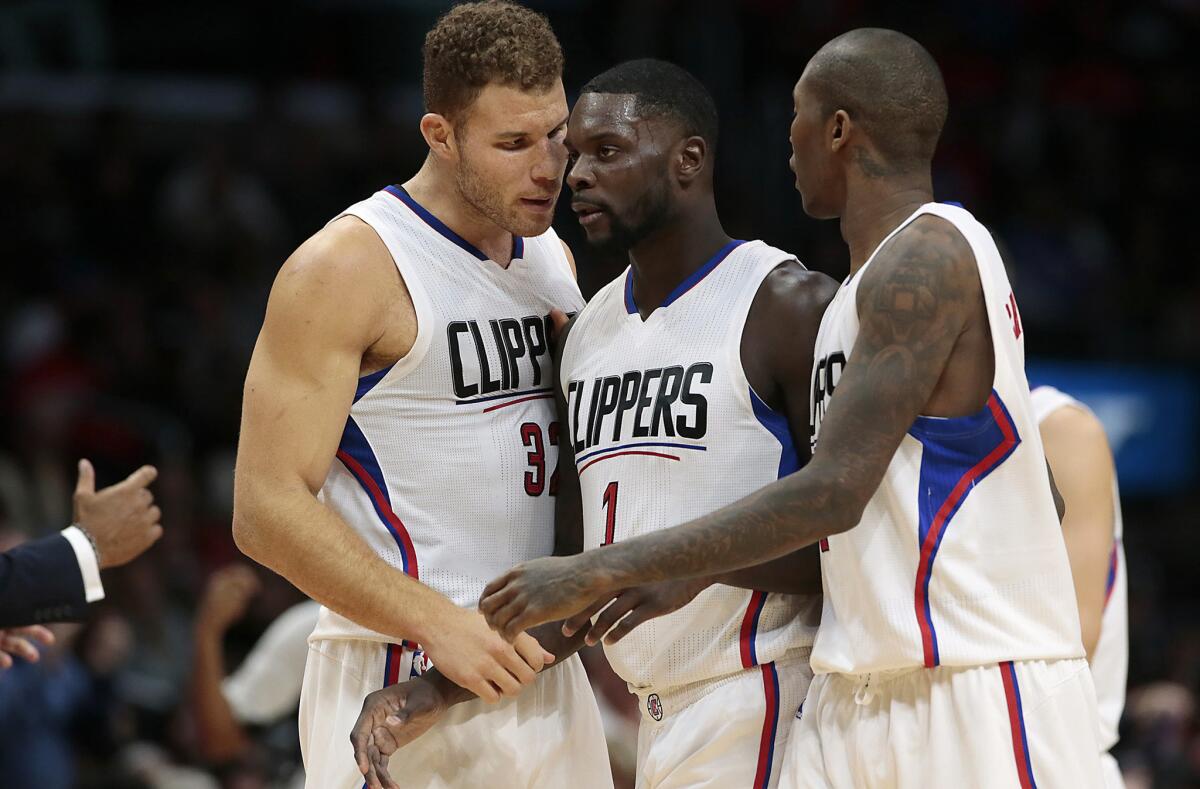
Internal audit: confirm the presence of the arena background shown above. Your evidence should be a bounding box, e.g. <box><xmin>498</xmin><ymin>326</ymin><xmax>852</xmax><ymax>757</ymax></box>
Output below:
<box><xmin>0</xmin><ymin>0</ymin><xmax>1197</xmax><ymax>786</ymax></box>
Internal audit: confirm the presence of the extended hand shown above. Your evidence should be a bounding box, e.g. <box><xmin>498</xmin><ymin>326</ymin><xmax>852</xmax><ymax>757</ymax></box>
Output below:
<box><xmin>479</xmin><ymin>554</ymin><xmax>612</xmax><ymax>641</ymax></box>
<box><xmin>73</xmin><ymin>459</ymin><xmax>162</xmax><ymax>569</ymax></box>
<box><xmin>561</xmin><ymin>577</ymin><xmax>710</xmax><ymax>646</ymax></box>
<box><xmin>351</xmin><ymin>678</ymin><xmax>446</xmax><ymax>789</ymax></box>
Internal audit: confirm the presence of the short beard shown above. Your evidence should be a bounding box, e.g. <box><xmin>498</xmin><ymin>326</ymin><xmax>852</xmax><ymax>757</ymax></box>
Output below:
<box><xmin>593</xmin><ymin>180</ymin><xmax>673</xmax><ymax>254</ymax></box>
<box><xmin>454</xmin><ymin>144</ymin><xmax>552</xmax><ymax>239</ymax></box>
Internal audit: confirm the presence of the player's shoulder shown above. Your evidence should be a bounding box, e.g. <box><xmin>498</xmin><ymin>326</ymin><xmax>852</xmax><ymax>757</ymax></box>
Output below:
<box><xmin>267</xmin><ymin>216</ymin><xmax>400</xmax><ymax>335</ymax></box>
<box><xmin>282</xmin><ymin>215</ymin><xmax>394</xmax><ymax>289</ymax></box>
<box><xmin>1039</xmin><ymin>396</ymin><xmax>1108</xmax><ymax>448</ymax></box>
<box><xmin>858</xmin><ymin>212</ymin><xmax>980</xmax><ymax>310</ymax></box>
<box><xmin>753</xmin><ymin>255</ymin><xmax>840</xmax><ymax>322</ymax></box>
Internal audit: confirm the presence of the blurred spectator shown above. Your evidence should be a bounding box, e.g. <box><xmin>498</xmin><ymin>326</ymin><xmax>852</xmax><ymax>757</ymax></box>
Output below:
<box><xmin>191</xmin><ymin>564</ymin><xmax>317</xmax><ymax>788</ymax></box>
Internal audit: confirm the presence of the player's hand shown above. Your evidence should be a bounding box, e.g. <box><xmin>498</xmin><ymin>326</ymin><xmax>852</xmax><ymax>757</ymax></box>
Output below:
<box><xmin>197</xmin><ymin>564</ymin><xmax>261</xmax><ymax>633</ymax></box>
<box><xmin>479</xmin><ymin>554</ymin><xmax>613</xmax><ymax>641</ymax></box>
<box><xmin>561</xmin><ymin>577</ymin><xmax>711</xmax><ymax>646</ymax></box>
<box><xmin>0</xmin><ymin>626</ymin><xmax>55</xmax><ymax>669</ymax></box>
<box><xmin>420</xmin><ymin>608</ymin><xmax>553</xmax><ymax>704</ymax></box>
<box><xmin>73</xmin><ymin>459</ymin><xmax>163</xmax><ymax>569</ymax></box>
<box><xmin>351</xmin><ymin>678</ymin><xmax>446</xmax><ymax>789</ymax></box>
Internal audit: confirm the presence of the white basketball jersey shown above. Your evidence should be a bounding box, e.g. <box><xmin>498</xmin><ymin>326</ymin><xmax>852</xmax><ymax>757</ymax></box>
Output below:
<box><xmin>560</xmin><ymin>239</ymin><xmax>821</xmax><ymax>693</ymax></box>
<box><xmin>308</xmin><ymin>186</ymin><xmax>585</xmax><ymax>645</ymax></box>
<box><xmin>809</xmin><ymin>202</ymin><xmax>1085</xmax><ymax>675</ymax></box>
<box><xmin>1031</xmin><ymin>385</ymin><xmax>1127</xmax><ymax>751</ymax></box>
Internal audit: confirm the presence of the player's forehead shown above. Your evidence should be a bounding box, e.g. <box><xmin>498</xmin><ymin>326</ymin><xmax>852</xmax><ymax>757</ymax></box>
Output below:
<box><xmin>467</xmin><ymin>80</ymin><xmax>568</xmax><ymax>136</ymax></box>
<box><xmin>566</xmin><ymin>92</ymin><xmax>647</xmax><ymax>144</ymax></box>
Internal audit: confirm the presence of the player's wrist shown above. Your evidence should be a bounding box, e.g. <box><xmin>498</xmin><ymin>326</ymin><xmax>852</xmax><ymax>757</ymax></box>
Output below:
<box><xmin>424</xmin><ymin>669</ymin><xmax>471</xmax><ymax>707</ymax></box>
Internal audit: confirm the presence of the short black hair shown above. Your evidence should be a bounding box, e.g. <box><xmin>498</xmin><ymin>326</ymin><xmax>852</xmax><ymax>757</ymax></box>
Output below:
<box><xmin>580</xmin><ymin>59</ymin><xmax>719</xmax><ymax>149</ymax></box>
<box><xmin>805</xmin><ymin>28</ymin><xmax>948</xmax><ymax>168</ymax></box>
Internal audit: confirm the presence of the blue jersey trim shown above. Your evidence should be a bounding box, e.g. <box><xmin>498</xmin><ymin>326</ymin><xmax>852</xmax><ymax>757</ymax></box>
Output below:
<box><xmin>384</xmin><ymin>185</ymin><xmax>522</xmax><ymax>262</ymax></box>
<box><xmin>625</xmin><ymin>239</ymin><xmax>745</xmax><ymax>315</ymax></box>
<box><xmin>355</xmin><ymin>365</ymin><xmax>395</xmax><ymax>403</ymax></box>
<box><xmin>749</xmin><ymin>386</ymin><xmax>800</xmax><ymax>479</ymax></box>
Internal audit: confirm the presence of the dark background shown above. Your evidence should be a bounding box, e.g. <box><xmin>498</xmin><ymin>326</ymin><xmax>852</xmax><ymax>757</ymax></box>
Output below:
<box><xmin>0</xmin><ymin>0</ymin><xmax>1197</xmax><ymax>787</ymax></box>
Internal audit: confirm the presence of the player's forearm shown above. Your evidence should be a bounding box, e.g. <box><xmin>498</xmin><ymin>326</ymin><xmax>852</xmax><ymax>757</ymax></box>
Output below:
<box><xmin>191</xmin><ymin>624</ymin><xmax>249</xmax><ymax>762</ymax></box>
<box><xmin>585</xmin><ymin>464</ymin><xmax>858</xmax><ymax>590</ymax></box>
<box><xmin>232</xmin><ymin>483</ymin><xmax>450</xmax><ymax>643</ymax></box>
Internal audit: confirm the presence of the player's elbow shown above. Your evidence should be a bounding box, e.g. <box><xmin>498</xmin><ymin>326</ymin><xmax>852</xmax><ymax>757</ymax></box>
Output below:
<box><xmin>231</xmin><ymin>478</ymin><xmax>281</xmax><ymax>565</ymax></box>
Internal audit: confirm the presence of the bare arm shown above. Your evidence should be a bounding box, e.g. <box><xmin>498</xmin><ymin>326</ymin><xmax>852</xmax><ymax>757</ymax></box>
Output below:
<box><xmin>713</xmin><ymin>263</ymin><xmax>839</xmax><ymax>596</ymax></box>
<box><xmin>234</xmin><ymin>218</ymin><xmax>550</xmax><ymax>700</ymax></box>
<box><xmin>481</xmin><ymin>216</ymin><xmax>985</xmax><ymax>636</ymax></box>
<box><xmin>191</xmin><ymin>565</ymin><xmax>260</xmax><ymax>763</ymax></box>
<box><xmin>1039</xmin><ymin>405</ymin><xmax>1116</xmax><ymax>660</ymax></box>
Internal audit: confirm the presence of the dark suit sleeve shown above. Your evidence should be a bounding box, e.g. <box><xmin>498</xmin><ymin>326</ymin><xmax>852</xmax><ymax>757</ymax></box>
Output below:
<box><xmin>0</xmin><ymin>533</ymin><xmax>89</xmax><ymax>627</ymax></box>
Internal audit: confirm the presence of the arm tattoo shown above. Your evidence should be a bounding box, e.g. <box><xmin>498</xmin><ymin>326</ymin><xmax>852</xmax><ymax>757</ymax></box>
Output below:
<box><xmin>583</xmin><ymin>216</ymin><xmax>982</xmax><ymax>590</ymax></box>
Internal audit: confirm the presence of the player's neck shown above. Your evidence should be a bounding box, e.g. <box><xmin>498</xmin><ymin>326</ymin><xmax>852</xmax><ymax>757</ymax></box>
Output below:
<box><xmin>841</xmin><ymin>173</ymin><xmax>934</xmax><ymax>275</ymax></box>
<box><xmin>626</xmin><ymin>204</ymin><xmax>730</xmax><ymax>317</ymax></box>
<box><xmin>402</xmin><ymin>162</ymin><xmax>516</xmax><ymax>266</ymax></box>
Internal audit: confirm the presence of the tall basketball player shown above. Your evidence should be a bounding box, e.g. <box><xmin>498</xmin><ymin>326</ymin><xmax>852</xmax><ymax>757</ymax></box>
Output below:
<box><xmin>232</xmin><ymin>3</ymin><xmax>611</xmax><ymax>787</ymax></box>
<box><xmin>481</xmin><ymin>29</ymin><xmax>1105</xmax><ymax>788</ymax></box>
<box><xmin>1033</xmin><ymin>385</ymin><xmax>1128</xmax><ymax>788</ymax></box>
<box><xmin>351</xmin><ymin>59</ymin><xmax>835</xmax><ymax>789</ymax></box>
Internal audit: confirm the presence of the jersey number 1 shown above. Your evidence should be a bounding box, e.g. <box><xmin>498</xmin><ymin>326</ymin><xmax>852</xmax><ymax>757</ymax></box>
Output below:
<box><xmin>602</xmin><ymin>481</ymin><xmax>619</xmax><ymax>545</ymax></box>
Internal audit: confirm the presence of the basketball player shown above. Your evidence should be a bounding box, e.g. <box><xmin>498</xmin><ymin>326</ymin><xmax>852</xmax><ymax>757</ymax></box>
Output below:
<box><xmin>231</xmin><ymin>3</ymin><xmax>611</xmax><ymax>787</ymax></box>
<box><xmin>481</xmin><ymin>29</ymin><xmax>1105</xmax><ymax>787</ymax></box>
<box><xmin>1033</xmin><ymin>385</ymin><xmax>1127</xmax><ymax>788</ymax></box>
<box><xmin>351</xmin><ymin>59</ymin><xmax>834</xmax><ymax>789</ymax></box>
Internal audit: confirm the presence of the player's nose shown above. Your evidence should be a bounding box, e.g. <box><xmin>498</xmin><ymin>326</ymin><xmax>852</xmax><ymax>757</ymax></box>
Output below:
<box><xmin>531</xmin><ymin>137</ymin><xmax>568</xmax><ymax>184</ymax></box>
<box><xmin>566</xmin><ymin>158</ymin><xmax>593</xmax><ymax>192</ymax></box>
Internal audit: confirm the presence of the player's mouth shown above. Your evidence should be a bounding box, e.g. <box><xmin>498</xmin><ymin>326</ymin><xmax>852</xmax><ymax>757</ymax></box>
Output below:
<box><xmin>572</xmin><ymin>202</ymin><xmax>607</xmax><ymax>227</ymax></box>
<box><xmin>520</xmin><ymin>196</ymin><xmax>555</xmax><ymax>212</ymax></box>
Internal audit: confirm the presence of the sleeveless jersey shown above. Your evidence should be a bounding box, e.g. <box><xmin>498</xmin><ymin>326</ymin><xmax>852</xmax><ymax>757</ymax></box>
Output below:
<box><xmin>560</xmin><ymin>239</ymin><xmax>821</xmax><ymax>693</ymax></box>
<box><xmin>1031</xmin><ymin>385</ymin><xmax>1127</xmax><ymax>751</ymax></box>
<box><xmin>309</xmin><ymin>186</ymin><xmax>584</xmax><ymax>644</ymax></box>
<box><xmin>809</xmin><ymin>202</ymin><xmax>1084</xmax><ymax>675</ymax></box>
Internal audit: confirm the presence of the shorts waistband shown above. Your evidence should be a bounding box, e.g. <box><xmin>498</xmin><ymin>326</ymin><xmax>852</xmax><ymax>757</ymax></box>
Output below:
<box><xmin>633</xmin><ymin>647</ymin><xmax>811</xmax><ymax>724</ymax></box>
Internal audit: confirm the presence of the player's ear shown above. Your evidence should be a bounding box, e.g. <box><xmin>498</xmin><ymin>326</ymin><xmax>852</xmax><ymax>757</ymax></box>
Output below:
<box><xmin>830</xmin><ymin>109</ymin><xmax>850</xmax><ymax>154</ymax></box>
<box><xmin>420</xmin><ymin>113</ymin><xmax>457</xmax><ymax>161</ymax></box>
<box><xmin>676</xmin><ymin>136</ymin><xmax>707</xmax><ymax>185</ymax></box>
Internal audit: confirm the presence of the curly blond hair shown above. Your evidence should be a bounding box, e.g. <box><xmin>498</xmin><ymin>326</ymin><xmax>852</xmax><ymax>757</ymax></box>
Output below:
<box><xmin>423</xmin><ymin>1</ymin><xmax>564</xmax><ymax>121</ymax></box>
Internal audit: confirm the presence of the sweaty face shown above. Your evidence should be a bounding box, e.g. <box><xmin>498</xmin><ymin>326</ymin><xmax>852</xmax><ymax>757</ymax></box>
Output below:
<box><xmin>564</xmin><ymin>92</ymin><xmax>676</xmax><ymax>252</ymax></box>
<box><xmin>452</xmin><ymin>81</ymin><xmax>570</xmax><ymax>237</ymax></box>
<box><xmin>789</xmin><ymin>73</ymin><xmax>839</xmax><ymax>219</ymax></box>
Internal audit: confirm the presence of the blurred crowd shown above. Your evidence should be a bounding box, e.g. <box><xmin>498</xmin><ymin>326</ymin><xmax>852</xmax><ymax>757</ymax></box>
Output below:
<box><xmin>0</xmin><ymin>0</ymin><xmax>1197</xmax><ymax>787</ymax></box>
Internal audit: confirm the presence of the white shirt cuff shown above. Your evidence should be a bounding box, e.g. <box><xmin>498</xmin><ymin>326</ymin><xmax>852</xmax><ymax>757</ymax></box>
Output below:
<box><xmin>61</xmin><ymin>526</ymin><xmax>106</xmax><ymax>603</ymax></box>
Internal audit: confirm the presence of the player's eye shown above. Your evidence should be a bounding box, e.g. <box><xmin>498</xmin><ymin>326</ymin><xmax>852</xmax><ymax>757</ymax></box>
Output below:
<box><xmin>501</xmin><ymin>138</ymin><xmax>526</xmax><ymax>150</ymax></box>
<box><xmin>598</xmin><ymin>145</ymin><xmax>619</xmax><ymax>160</ymax></box>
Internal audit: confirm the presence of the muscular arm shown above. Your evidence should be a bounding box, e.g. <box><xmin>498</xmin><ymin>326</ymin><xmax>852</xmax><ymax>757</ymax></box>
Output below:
<box><xmin>233</xmin><ymin>218</ymin><xmax>451</xmax><ymax>641</ymax></box>
<box><xmin>1039</xmin><ymin>405</ymin><xmax>1117</xmax><ymax>660</ymax></box>
<box><xmin>481</xmin><ymin>216</ymin><xmax>989</xmax><ymax>635</ymax></box>
<box><xmin>714</xmin><ymin>263</ymin><xmax>839</xmax><ymax>596</ymax></box>
<box><xmin>234</xmin><ymin>219</ymin><xmax>550</xmax><ymax>700</ymax></box>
